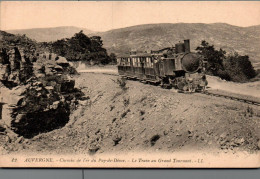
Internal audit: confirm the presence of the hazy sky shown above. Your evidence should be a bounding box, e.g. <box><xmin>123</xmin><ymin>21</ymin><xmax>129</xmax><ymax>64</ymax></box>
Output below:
<box><xmin>1</xmin><ymin>1</ymin><xmax>260</xmax><ymax>31</ymax></box>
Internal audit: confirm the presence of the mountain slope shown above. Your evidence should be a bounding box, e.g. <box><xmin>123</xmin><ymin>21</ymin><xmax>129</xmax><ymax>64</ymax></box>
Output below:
<box><xmin>94</xmin><ymin>23</ymin><xmax>260</xmax><ymax>64</ymax></box>
<box><xmin>6</xmin><ymin>23</ymin><xmax>260</xmax><ymax>66</ymax></box>
<box><xmin>7</xmin><ymin>26</ymin><xmax>95</xmax><ymax>42</ymax></box>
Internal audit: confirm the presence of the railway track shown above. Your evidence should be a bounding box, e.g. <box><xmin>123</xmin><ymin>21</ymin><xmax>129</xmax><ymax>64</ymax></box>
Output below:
<box><xmin>79</xmin><ymin>71</ymin><xmax>260</xmax><ymax>106</ymax></box>
<box><xmin>201</xmin><ymin>91</ymin><xmax>260</xmax><ymax>106</ymax></box>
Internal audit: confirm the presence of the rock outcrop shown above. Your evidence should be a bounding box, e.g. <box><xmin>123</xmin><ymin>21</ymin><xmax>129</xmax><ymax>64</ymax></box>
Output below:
<box><xmin>0</xmin><ymin>47</ymin><xmax>83</xmax><ymax>138</ymax></box>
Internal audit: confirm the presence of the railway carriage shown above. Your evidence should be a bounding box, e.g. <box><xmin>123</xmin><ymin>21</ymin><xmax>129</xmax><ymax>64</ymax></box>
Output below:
<box><xmin>117</xmin><ymin>39</ymin><xmax>207</xmax><ymax>92</ymax></box>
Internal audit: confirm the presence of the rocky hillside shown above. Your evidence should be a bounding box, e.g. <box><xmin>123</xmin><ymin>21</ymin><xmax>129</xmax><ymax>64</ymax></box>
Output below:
<box><xmin>7</xmin><ymin>26</ymin><xmax>95</xmax><ymax>42</ymax></box>
<box><xmin>96</xmin><ymin>23</ymin><xmax>260</xmax><ymax>65</ymax></box>
<box><xmin>0</xmin><ymin>31</ymin><xmax>85</xmax><ymax>139</ymax></box>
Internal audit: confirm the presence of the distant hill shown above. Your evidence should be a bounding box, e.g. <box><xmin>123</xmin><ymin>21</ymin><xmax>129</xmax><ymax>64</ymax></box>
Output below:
<box><xmin>6</xmin><ymin>23</ymin><xmax>260</xmax><ymax>68</ymax></box>
<box><xmin>7</xmin><ymin>26</ymin><xmax>95</xmax><ymax>42</ymax></box>
<box><xmin>93</xmin><ymin>23</ymin><xmax>260</xmax><ymax>66</ymax></box>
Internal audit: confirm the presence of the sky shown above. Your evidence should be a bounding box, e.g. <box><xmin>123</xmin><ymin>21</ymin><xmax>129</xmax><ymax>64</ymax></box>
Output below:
<box><xmin>1</xmin><ymin>1</ymin><xmax>260</xmax><ymax>31</ymax></box>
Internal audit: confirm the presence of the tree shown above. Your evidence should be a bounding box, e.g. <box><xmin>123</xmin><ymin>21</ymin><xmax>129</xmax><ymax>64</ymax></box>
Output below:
<box><xmin>70</xmin><ymin>30</ymin><xmax>91</xmax><ymax>52</ymax></box>
<box><xmin>196</xmin><ymin>40</ymin><xmax>256</xmax><ymax>82</ymax></box>
<box><xmin>50</xmin><ymin>31</ymin><xmax>110</xmax><ymax>64</ymax></box>
<box><xmin>90</xmin><ymin>36</ymin><xmax>103</xmax><ymax>51</ymax></box>
<box><xmin>196</xmin><ymin>40</ymin><xmax>226</xmax><ymax>75</ymax></box>
<box><xmin>52</xmin><ymin>39</ymin><xmax>69</xmax><ymax>57</ymax></box>
<box><xmin>109</xmin><ymin>53</ymin><xmax>117</xmax><ymax>64</ymax></box>
<box><xmin>223</xmin><ymin>52</ymin><xmax>256</xmax><ymax>82</ymax></box>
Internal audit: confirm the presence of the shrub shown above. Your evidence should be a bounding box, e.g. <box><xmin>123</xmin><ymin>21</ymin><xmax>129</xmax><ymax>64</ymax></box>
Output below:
<box><xmin>223</xmin><ymin>53</ymin><xmax>256</xmax><ymax>82</ymax></box>
<box><xmin>50</xmin><ymin>31</ymin><xmax>110</xmax><ymax>64</ymax></box>
<box><xmin>216</xmin><ymin>69</ymin><xmax>231</xmax><ymax>81</ymax></box>
<box><xmin>109</xmin><ymin>53</ymin><xmax>117</xmax><ymax>64</ymax></box>
<box><xmin>196</xmin><ymin>41</ymin><xmax>256</xmax><ymax>82</ymax></box>
<box><xmin>196</xmin><ymin>40</ymin><xmax>225</xmax><ymax>75</ymax></box>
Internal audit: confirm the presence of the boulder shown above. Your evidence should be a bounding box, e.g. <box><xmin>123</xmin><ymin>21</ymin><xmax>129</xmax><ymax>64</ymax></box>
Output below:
<box><xmin>56</xmin><ymin>56</ymin><xmax>70</xmax><ymax>67</ymax></box>
<box><xmin>0</xmin><ymin>47</ymin><xmax>82</xmax><ymax>138</ymax></box>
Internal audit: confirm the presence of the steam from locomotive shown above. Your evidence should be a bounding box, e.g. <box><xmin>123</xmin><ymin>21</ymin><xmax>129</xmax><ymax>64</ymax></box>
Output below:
<box><xmin>117</xmin><ymin>39</ymin><xmax>207</xmax><ymax>92</ymax></box>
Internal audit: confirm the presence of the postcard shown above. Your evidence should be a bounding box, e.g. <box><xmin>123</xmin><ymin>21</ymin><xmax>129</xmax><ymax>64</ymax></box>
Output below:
<box><xmin>0</xmin><ymin>1</ymin><xmax>260</xmax><ymax>168</ymax></box>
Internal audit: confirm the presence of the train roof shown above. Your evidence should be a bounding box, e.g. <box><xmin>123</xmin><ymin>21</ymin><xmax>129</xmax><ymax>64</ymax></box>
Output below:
<box><xmin>130</xmin><ymin>53</ymin><xmax>152</xmax><ymax>57</ymax></box>
<box><xmin>118</xmin><ymin>53</ymin><xmax>152</xmax><ymax>58</ymax></box>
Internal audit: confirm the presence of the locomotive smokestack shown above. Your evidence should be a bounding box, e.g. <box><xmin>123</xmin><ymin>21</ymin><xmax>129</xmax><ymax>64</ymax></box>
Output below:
<box><xmin>184</xmin><ymin>39</ymin><xmax>190</xmax><ymax>53</ymax></box>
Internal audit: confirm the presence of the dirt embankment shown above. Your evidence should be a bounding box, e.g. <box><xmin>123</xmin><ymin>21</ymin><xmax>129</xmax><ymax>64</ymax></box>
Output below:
<box><xmin>77</xmin><ymin>65</ymin><xmax>260</xmax><ymax>99</ymax></box>
<box><xmin>1</xmin><ymin>72</ymin><xmax>259</xmax><ymax>155</ymax></box>
<box><xmin>207</xmin><ymin>75</ymin><xmax>260</xmax><ymax>98</ymax></box>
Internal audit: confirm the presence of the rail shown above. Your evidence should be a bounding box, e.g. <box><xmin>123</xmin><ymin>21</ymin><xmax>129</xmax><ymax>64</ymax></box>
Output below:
<box><xmin>79</xmin><ymin>71</ymin><xmax>260</xmax><ymax>106</ymax></box>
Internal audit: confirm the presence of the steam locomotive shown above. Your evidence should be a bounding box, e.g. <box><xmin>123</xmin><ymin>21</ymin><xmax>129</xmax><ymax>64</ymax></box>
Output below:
<box><xmin>117</xmin><ymin>39</ymin><xmax>207</xmax><ymax>92</ymax></box>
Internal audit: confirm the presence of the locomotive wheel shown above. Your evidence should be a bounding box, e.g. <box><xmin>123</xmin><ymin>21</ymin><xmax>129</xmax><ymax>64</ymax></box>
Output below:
<box><xmin>183</xmin><ymin>85</ymin><xmax>188</xmax><ymax>91</ymax></box>
<box><xmin>177</xmin><ymin>81</ymin><xmax>185</xmax><ymax>91</ymax></box>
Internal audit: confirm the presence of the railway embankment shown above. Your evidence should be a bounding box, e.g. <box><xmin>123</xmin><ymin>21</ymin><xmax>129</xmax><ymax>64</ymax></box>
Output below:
<box><xmin>77</xmin><ymin>65</ymin><xmax>260</xmax><ymax>101</ymax></box>
<box><xmin>1</xmin><ymin>72</ymin><xmax>259</xmax><ymax>155</ymax></box>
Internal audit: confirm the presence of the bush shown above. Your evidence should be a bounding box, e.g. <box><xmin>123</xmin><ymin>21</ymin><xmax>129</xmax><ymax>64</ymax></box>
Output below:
<box><xmin>216</xmin><ymin>69</ymin><xmax>231</xmax><ymax>81</ymax></box>
<box><xmin>196</xmin><ymin>40</ymin><xmax>225</xmax><ymax>75</ymax></box>
<box><xmin>109</xmin><ymin>53</ymin><xmax>117</xmax><ymax>64</ymax></box>
<box><xmin>50</xmin><ymin>31</ymin><xmax>110</xmax><ymax>64</ymax></box>
<box><xmin>196</xmin><ymin>41</ymin><xmax>256</xmax><ymax>82</ymax></box>
<box><xmin>223</xmin><ymin>53</ymin><xmax>256</xmax><ymax>82</ymax></box>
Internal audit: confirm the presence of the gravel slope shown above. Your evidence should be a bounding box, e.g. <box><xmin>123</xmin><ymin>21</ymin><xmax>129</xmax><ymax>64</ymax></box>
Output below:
<box><xmin>1</xmin><ymin>72</ymin><xmax>259</xmax><ymax>155</ymax></box>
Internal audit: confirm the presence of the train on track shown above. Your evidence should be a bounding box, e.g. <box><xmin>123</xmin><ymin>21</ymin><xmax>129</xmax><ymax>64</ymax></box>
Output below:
<box><xmin>117</xmin><ymin>39</ymin><xmax>208</xmax><ymax>92</ymax></box>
